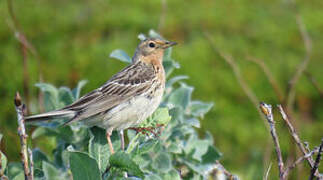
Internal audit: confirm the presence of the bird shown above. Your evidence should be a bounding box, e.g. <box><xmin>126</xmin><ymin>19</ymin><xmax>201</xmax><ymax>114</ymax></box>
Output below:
<box><xmin>25</xmin><ymin>38</ymin><xmax>177</xmax><ymax>154</ymax></box>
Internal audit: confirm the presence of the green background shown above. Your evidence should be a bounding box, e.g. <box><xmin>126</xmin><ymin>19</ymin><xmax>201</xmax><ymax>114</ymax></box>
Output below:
<box><xmin>0</xmin><ymin>0</ymin><xmax>322</xmax><ymax>179</ymax></box>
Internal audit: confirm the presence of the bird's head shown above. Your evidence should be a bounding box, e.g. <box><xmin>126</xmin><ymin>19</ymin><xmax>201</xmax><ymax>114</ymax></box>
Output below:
<box><xmin>133</xmin><ymin>38</ymin><xmax>177</xmax><ymax>64</ymax></box>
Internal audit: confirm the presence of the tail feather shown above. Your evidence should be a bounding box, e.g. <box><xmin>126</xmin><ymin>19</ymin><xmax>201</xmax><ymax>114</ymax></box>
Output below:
<box><xmin>25</xmin><ymin>110</ymin><xmax>75</xmax><ymax>123</ymax></box>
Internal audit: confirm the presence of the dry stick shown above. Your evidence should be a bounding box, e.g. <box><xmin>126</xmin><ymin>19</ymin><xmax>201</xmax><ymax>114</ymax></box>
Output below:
<box><xmin>215</xmin><ymin>160</ymin><xmax>236</xmax><ymax>180</ymax></box>
<box><xmin>277</xmin><ymin>105</ymin><xmax>321</xmax><ymax>178</ymax></box>
<box><xmin>246</xmin><ymin>56</ymin><xmax>285</xmax><ymax>103</ymax></box>
<box><xmin>203</xmin><ymin>31</ymin><xmax>267</xmax><ymax>125</ymax></box>
<box><xmin>28</xmin><ymin>149</ymin><xmax>34</xmax><ymax>180</ymax></box>
<box><xmin>286</xmin><ymin>14</ymin><xmax>312</xmax><ymax>109</ymax></box>
<box><xmin>7</xmin><ymin>0</ymin><xmax>44</xmax><ymax>113</ymax></box>
<box><xmin>283</xmin><ymin>147</ymin><xmax>319</xmax><ymax>179</ymax></box>
<box><xmin>264</xmin><ymin>162</ymin><xmax>272</xmax><ymax>180</ymax></box>
<box><xmin>309</xmin><ymin>139</ymin><xmax>323</xmax><ymax>180</ymax></box>
<box><xmin>260</xmin><ymin>102</ymin><xmax>284</xmax><ymax>179</ymax></box>
<box><xmin>14</xmin><ymin>92</ymin><xmax>33</xmax><ymax>180</ymax></box>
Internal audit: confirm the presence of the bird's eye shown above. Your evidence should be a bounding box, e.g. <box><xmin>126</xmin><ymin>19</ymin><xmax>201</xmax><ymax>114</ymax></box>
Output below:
<box><xmin>149</xmin><ymin>42</ymin><xmax>155</xmax><ymax>48</ymax></box>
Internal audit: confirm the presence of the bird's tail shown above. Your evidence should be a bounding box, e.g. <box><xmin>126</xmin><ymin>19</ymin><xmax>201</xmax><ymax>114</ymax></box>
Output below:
<box><xmin>25</xmin><ymin>110</ymin><xmax>75</xmax><ymax>123</ymax></box>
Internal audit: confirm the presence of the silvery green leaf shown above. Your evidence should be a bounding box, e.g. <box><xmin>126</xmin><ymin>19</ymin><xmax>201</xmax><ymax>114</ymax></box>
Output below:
<box><xmin>188</xmin><ymin>101</ymin><xmax>214</xmax><ymax>118</ymax></box>
<box><xmin>69</xmin><ymin>151</ymin><xmax>102</xmax><ymax>180</ymax></box>
<box><xmin>109</xmin><ymin>49</ymin><xmax>132</xmax><ymax>63</ymax></box>
<box><xmin>148</xmin><ymin>29</ymin><xmax>164</xmax><ymax>39</ymax></box>
<box><xmin>138</xmin><ymin>139</ymin><xmax>158</xmax><ymax>155</ymax></box>
<box><xmin>58</xmin><ymin>87</ymin><xmax>74</xmax><ymax>106</ymax></box>
<box><xmin>32</xmin><ymin>148</ymin><xmax>48</xmax><ymax>169</ymax></box>
<box><xmin>162</xmin><ymin>169</ymin><xmax>181</xmax><ymax>180</ymax></box>
<box><xmin>152</xmin><ymin>152</ymin><xmax>171</xmax><ymax>173</ymax></box>
<box><xmin>184</xmin><ymin>134</ymin><xmax>212</xmax><ymax>161</ymax></box>
<box><xmin>42</xmin><ymin>161</ymin><xmax>63</xmax><ymax>180</ymax></box>
<box><xmin>163</xmin><ymin>47</ymin><xmax>172</xmax><ymax>60</ymax></box>
<box><xmin>109</xmin><ymin>151</ymin><xmax>144</xmax><ymax>178</ymax></box>
<box><xmin>145</xmin><ymin>174</ymin><xmax>162</xmax><ymax>180</ymax></box>
<box><xmin>89</xmin><ymin>127</ymin><xmax>110</xmax><ymax>173</ymax></box>
<box><xmin>168</xmin><ymin>83</ymin><xmax>193</xmax><ymax>109</ymax></box>
<box><xmin>186</xmin><ymin>118</ymin><xmax>200</xmax><ymax>128</ymax></box>
<box><xmin>11</xmin><ymin>171</ymin><xmax>24</xmax><ymax>180</ymax></box>
<box><xmin>7</xmin><ymin>162</ymin><xmax>23</xmax><ymax>180</ymax></box>
<box><xmin>138</xmin><ymin>33</ymin><xmax>146</xmax><ymax>41</ymax></box>
<box><xmin>201</xmin><ymin>146</ymin><xmax>222</xmax><ymax>164</ymax></box>
<box><xmin>151</xmin><ymin>108</ymin><xmax>171</xmax><ymax>125</ymax></box>
<box><xmin>72</xmin><ymin>80</ymin><xmax>88</xmax><ymax>100</ymax></box>
<box><xmin>0</xmin><ymin>151</ymin><xmax>7</xmax><ymax>175</ymax></box>
<box><xmin>166</xmin><ymin>75</ymin><xmax>188</xmax><ymax>89</ymax></box>
<box><xmin>35</xmin><ymin>83</ymin><xmax>59</xmax><ymax>110</ymax></box>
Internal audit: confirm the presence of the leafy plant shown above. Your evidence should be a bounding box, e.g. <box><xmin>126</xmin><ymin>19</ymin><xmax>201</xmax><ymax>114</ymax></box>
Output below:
<box><xmin>0</xmin><ymin>31</ymin><xmax>226</xmax><ymax>180</ymax></box>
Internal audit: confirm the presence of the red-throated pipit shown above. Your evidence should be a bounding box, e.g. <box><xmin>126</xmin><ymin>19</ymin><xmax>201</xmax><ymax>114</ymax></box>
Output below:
<box><xmin>26</xmin><ymin>38</ymin><xmax>177</xmax><ymax>154</ymax></box>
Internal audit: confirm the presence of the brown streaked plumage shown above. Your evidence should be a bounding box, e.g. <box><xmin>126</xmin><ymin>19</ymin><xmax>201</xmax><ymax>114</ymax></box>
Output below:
<box><xmin>25</xmin><ymin>38</ymin><xmax>177</xmax><ymax>153</ymax></box>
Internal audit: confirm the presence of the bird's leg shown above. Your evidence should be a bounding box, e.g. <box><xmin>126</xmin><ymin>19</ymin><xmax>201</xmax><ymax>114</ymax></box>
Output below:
<box><xmin>119</xmin><ymin>130</ymin><xmax>125</xmax><ymax>151</ymax></box>
<box><xmin>106</xmin><ymin>130</ymin><xmax>115</xmax><ymax>154</ymax></box>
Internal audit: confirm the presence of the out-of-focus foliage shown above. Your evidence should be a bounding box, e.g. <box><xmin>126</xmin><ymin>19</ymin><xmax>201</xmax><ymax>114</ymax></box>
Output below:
<box><xmin>0</xmin><ymin>35</ymin><xmax>226</xmax><ymax>179</ymax></box>
<box><xmin>0</xmin><ymin>0</ymin><xmax>323</xmax><ymax>179</ymax></box>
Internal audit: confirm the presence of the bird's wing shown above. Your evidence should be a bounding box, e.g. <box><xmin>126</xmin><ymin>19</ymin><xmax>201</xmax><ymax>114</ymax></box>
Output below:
<box><xmin>64</xmin><ymin>61</ymin><xmax>157</xmax><ymax>123</ymax></box>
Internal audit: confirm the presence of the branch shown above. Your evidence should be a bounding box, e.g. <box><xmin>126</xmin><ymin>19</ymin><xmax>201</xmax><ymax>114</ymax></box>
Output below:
<box><xmin>304</xmin><ymin>71</ymin><xmax>323</xmax><ymax>98</ymax></box>
<box><xmin>246</xmin><ymin>56</ymin><xmax>285</xmax><ymax>102</ymax></box>
<box><xmin>277</xmin><ymin>105</ymin><xmax>321</xmax><ymax>178</ymax></box>
<box><xmin>203</xmin><ymin>31</ymin><xmax>268</xmax><ymax>125</ymax></box>
<box><xmin>260</xmin><ymin>102</ymin><xmax>284</xmax><ymax>179</ymax></box>
<box><xmin>14</xmin><ymin>92</ymin><xmax>33</xmax><ymax>180</ymax></box>
<box><xmin>309</xmin><ymin>139</ymin><xmax>323</xmax><ymax>180</ymax></box>
<box><xmin>286</xmin><ymin>14</ymin><xmax>312</xmax><ymax>108</ymax></box>
<box><xmin>283</xmin><ymin>147</ymin><xmax>319</xmax><ymax>179</ymax></box>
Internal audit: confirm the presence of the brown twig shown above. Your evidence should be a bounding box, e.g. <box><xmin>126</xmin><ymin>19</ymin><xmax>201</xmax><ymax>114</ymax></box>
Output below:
<box><xmin>286</xmin><ymin>14</ymin><xmax>312</xmax><ymax>109</ymax></box>
<box><xmin>260</xmin><ymin>102</ymin><xmax>284</xmax><ymax>179</ymax></box>
<box><xmin>203</xmin><ymin>31</ymin><xmax>267</xmax><ymax>125</ymax></box>
<box><xmin>213</xmin><ymin>160</ymin><xmax>237</xmax><ymax>180</ymax></box>
<box><xmin>277</xmin><ymin>105</ymin><xmax>321</xmax><ymax>178</ymax></box>
<box><xmin>28</xmin><ymin>148</ymin><xmax>34</xmax><ymax>180</ymax></box>
<box><xmin>14</xmin><ymin>92</ymin><xmax>33</xmax><ymax>180</ymax></box>
<box><xmin>246</xmin><ymin>56</ymin><xmax>285</xmax><ymax>103</ymax></box>
<box><xmin>309</xmin><ymin>139</ymin><xmax>323</xmax><ymax>180</ymax></box>
<box><xmin>283</xmin><ymin>147</ymin><xmax>319</xmax><ymax>179</ymax></box>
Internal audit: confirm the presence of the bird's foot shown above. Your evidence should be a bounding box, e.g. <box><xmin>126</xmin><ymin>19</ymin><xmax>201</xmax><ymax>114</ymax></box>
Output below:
<box><xmin>128</xmin><ymin>124</ymin><xmax>164</xmax><ymax>137</ymax></box>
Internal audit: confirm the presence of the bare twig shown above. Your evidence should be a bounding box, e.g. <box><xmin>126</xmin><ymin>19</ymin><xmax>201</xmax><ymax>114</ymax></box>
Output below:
<box><xmin>214</xmin><ymin>160</ymin><xmax>237</xmax><ymax>180</ymax></box>
<box><xmin>246</xmin><ymin>56</ymin><xmax>285</xmax><ymax>102</ymax></box>
<box><xmin>309</xmin><ymin>139</ymin><xmax>323</xmax><ymax>180</ymax></box>
<box><xmin>28</xmin><ymin>148</ymin><xmax>34</xmax><ymax>180</ymax></box>
<box><xmin>283</xmin><ymin>147</ymin><xmax>319</xmax><ymax>179</ymax></box>
<box><xmin>264</xmin><ymin>162</ymin><xmax>272</xmax><ymax>180</ymax></box>
<box><xmin>277</xmin><ymin>105</ymin><xmax>321</xmax><ymax>178</ymax></box>
<box><xmin>14</xmin><ymin>92</ymin><xmax>33</xmax><ymax>180</ymax></box>
<box><xmin>260</xmin><ymin>102</ymin><xmax>284</xmax><ymax>179</ymax></box>
<box><xmin>203</xmin><ymin>31</ymin><xmax>267</xmax><ymax>125</ymax></box>
<box><xmin>286</xmin><ymin>14</ymin><xmax>312</xmax><ymax>108</ymax></box>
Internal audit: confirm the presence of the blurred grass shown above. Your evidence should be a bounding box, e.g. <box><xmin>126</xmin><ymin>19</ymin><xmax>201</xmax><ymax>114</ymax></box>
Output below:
<box><xmin>0</xmin><ymin>0</ymin><xmax>323</xmax><ymax>179</ymax></box>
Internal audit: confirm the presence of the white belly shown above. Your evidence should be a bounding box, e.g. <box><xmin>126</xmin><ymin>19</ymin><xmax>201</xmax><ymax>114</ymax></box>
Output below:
<box><xmin>97</xmin><ymin>87</ymin><xmax>164</xmax><ymax>131</ymax></box>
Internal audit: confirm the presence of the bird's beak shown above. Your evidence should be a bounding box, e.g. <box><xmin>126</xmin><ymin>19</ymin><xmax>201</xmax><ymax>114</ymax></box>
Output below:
<box><xmin>163</xmin><ymin>41</ymin><xmax>177</xmax><ymax>48</ymax></box>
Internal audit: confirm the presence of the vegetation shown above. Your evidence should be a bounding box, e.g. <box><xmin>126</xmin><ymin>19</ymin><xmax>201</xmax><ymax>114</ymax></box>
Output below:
<box><xmin>1</xmin><ymin>0</ymin><xmax>323</xmax><ymax>179</ymax></box>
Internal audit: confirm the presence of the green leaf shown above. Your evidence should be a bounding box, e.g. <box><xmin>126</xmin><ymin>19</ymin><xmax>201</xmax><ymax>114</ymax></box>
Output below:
<box><xmin>152</xmin><ymin>152</ymin><xmax>171</xmax><ymax>173</ymax></box>
<box><xmin>137</xmin><ymin>139</ymin><xmax>158</xmax><ymax>155</ymax></box>
<box><xmin>7</xmin><ymin>162</ymin><xmax>23</xmax><ymax>179</ymax></box>
<box><xmin>11</xmin><ymin>171</ymin><xmax>24</xmax><ymax>180</ymax></box>
<box><xmin>35</xmin><ymin>83</ymin><xmax>59</xmax><ymax>110</ymax></box>
<box><xmin>162</xmin><ymin>169</ymin><xmax>181</xmax><ymax>180</ymax></box>
<box><xmin>89</xmin><ymin>127</ymin><xmax>110</xmax><ymax>173</ymax></box>
<box><xmin>165</xmin><ymin>75</ymin><xmax>188</xmax><ymax>89</ymax></box>
<box><xmin>69</xmin><ymin>151</ymin><xmax>102</xmax><ymax>180</ymax></box>
<box><xmin>201</xmin><ymin>146</ymin><xmax>222</xmax><ymax>164</ymax></box>
<box><xmin>184</xmin><ymin>134</ymin><xmax>212</xmax><ymax>161</ymax></box>
<box><xmin>188</xmin><ymin>101</ymin><xmax>214</xmax><ymax>118</ymax></box>
<box><xmin>151</xmin><ymin>108</ymin><xmax>171</xmax><ymax>125</ymax></box>
<box><xmin>186</xmin><ymin>118</ymin><xmax>200</xmax><ymax>128</ymax></box>
<box><xmin>72</xmin><ymin>80</ymin><xmax>88</xmax><ymax>99</ymax></box>
<box><xmin>0</xmin><ymin>151</ymin><xmax>7</xmax><ymax>175</ymax></box>
<box><xmin>168</xmin><ymin>83</ymin><xmax>193</xmax><ymax>109</ymax></box>
<box><xmin>144</xmin><ymin>174</ymin><xmax>162</xmax><ymax>180</ymax></box>
<box><xmin>148</xmin><ymin>29</ymin><xmax>164</xmax><ymax>39</ymax></box>
<box><xmin>109</xmin><ymin>151</ymin><xmax>144</xmax><ymax>178</ymax></box>
<box><xmin>58</xmin><ymin>87</ymin><xmax>74</xmax><ymax>106</ymax></box>
<box><xmin>32</xmin><ymin>148</ymin><xmax>48</xmax><ymax>169</ymax></box>
<box><xmin>42</xmin><ymin>161</ymin><xmax>63</xmax><ymax>180</ymax></box>
<box><xmin>110</xmin><ymin>49</ymin><xmax>132</xmax><ymax>63</ymax></box>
